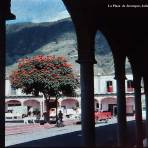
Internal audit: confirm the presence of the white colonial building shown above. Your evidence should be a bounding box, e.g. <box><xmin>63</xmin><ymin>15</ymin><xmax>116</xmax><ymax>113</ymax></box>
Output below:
<box><xmin>5</xmin><ymin>73</ymin><xmax>145</xmax><ymax>117</ymax></box>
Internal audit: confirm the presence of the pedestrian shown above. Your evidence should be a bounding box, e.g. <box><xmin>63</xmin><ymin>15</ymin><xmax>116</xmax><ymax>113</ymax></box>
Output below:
<box><xmin>58</xmin><ymin>110</ymin><xmax>63</xmax><ymax>122</ymax></box>
<box><xmin>36</xmin><ymin>111</ymin><xmax>40</xmax><ymax>122</ymax></box>
<box><xmin>56</xmin><ymin>110</ymin><xmax>64</xmax><ymax>127</ymax></box>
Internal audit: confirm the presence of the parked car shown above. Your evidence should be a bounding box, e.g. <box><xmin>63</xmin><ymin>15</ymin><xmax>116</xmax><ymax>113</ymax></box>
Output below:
<box><xmin>95</xmin><ymin>111</ymin><xmax>112</xmax><ymax>123</ymax></box>
<box><xmin>5</xmin><ymin>112</ymin><xmax>22</xmax><ymax>120</ymax></box>
<box><xmin>74</xmin><ymin>111</ymin><xmax>112</xmax><ymax>124</ymax></box>
<box><xmin>75</xmin><ymin>113</ymin><xmax>81</xmax><ymax>124</ymax></box>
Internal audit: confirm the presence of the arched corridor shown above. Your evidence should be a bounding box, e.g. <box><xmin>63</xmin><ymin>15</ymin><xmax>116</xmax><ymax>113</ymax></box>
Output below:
<box><xmin>62</xmin><ymin>1</ymin><xmax>148</xmax><ymax>147</ymax></box>
<box><xmin>61</xmin><ymin>98</ymin><xmax>79</xmax><ymax>109</ymax></box>
<box><xmin>5</xmin><ymin>100</ymin><xmax>21</xmax><ymax>112</ymax></box>
<box><xmin>1</xmin><ymin>0</ymin><xmax>148</xmax><ymax>148</ymax></box>
<box><xmin>6</xmin><ymin>100</ymin><xmax>21</xmax><ymax>106</ymax></box>
<box><xmin>23</xmin><ymin>99</ymin><xmax>40</xmax><ymax>112</ymax></box>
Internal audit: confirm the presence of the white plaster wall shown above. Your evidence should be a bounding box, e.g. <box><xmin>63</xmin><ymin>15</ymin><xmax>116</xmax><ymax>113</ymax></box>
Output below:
<box><xmin>94</xmin><ymin>76</ymin><xmax>99</xmax><ymax>94</ymax></box>
<box><xmin>6</xmin><ymin>74</ymin><xmax>135</xmax><ymax>97</ymax></box>
<box><xmin>5</xmin><ymin>104</ymin><xmax>8</xmax><ymax>112</ymax></box>
<box><xmin>102</xmin><ymin>104</ymin><xmax>108</xmax><ymax>111</ymax></box>
<box><xmin>99</xmin><ymin>75</ymin><xmax>115</xmax><ymax>94</ymax></box>
<box><xmin>92</xmin><ymin>74</ymin><xmax>134</xmax><ymax>94</ymax></box>
<box><xmin>5</xmin><ymin>79</ymin><xmax>35</xmax><ymax>96</ymax></box>
<box><xmin>5</xmin><ymin>79</ymin><xmax>11</xmax><ymax>96</ymax></box>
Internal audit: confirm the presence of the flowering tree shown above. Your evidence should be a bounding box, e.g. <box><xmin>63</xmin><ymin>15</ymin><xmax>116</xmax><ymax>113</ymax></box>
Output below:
<box><xmin>10</xmin><ymin>55</ymin><xmax>79</xmax><ymax>122</ymax></box>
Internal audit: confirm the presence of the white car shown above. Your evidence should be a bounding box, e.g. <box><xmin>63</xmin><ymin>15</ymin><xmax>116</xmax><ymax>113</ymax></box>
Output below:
<box><xmin>5</xmin><ymin>113</ymin><xmax>22</xmax><ymax>120</ymax></box>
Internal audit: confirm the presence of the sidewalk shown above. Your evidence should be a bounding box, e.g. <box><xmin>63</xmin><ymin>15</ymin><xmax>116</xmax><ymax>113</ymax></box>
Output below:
<box><xmin>6</xmin><ymin>116</ymin><xmax>138</xmax><ymax>147</ymax></box>
<box><xmin>6</xmin><ymin>120</ymin><xmax>142</xmax><ymax>148</ymax></box>
<box><xmin>5</xmin><ymin>116</ymin><xmax>135</xmax><ymax>136</ymax></box>
<box><xmin>5</xmin><ymin>119</ymin><xmax>78</xmax><ymax>136</ymax></box>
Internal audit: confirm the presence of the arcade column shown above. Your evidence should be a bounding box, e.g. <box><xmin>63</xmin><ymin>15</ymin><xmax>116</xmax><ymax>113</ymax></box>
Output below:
<box><xmin>114</xmin><ymin>56</ymin><xmax>127</xmax><ymax>147</ymax></box>
<box><xmin>0</xmin><ymin>0</ymin><xmax>15</xmax><ymax>147</ymax></box>
<box><xmin>76</xmin><ymin>28</ymin><xmax>97</xmax><ymax>148</ymax></box>
<box><xmin>143</xmin><ymin>77</ymin><xmax>148</xmax><ymax>147</ymax></box>
<box><xmin>133</xmin><ymin>75</ymin><xmax>143</xmax><ymax>147</ymax></box>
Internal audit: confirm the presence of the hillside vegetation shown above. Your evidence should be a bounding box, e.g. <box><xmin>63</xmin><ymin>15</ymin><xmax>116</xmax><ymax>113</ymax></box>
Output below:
<box><xmin>6</xmin><ymin>18</ymin><xmax>131</xmax><ymax>76</ymax></box>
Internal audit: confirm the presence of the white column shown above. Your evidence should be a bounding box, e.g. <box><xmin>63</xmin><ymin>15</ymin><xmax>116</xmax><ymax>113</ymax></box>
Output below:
<box><xmin>42</xmin><ymin>95</ymin><xmax>46</xmax><ymax>112</ymax></box>
<box><xmin>21</xmin><ymin>100</ymin><xmax>24</xmax><ymax>107</ymax></box>
<box><xmin>5</xmin><ymin>104</ymin><xmax>8</xmax><ymax>112</ymax></box>
<box><xmin>58</xmin><ymin>98</ymin><xmax>62</xmax><ymax>108</ymax></box>
<box><xmin>40</xmin><ymin>101</ymin><xmax>43</xmax><ymax>116</ymax></box>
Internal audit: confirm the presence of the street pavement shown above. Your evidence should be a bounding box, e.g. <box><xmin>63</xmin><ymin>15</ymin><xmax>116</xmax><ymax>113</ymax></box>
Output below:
<box><xmin>5</xmin><ymin>116</ymin><xmax>144</xmax><ymax>148</ymax></box>
<box><xmin>5</xmin><ymin>119</ymin><xmax>77</xmax><ymax>136</ymax></box>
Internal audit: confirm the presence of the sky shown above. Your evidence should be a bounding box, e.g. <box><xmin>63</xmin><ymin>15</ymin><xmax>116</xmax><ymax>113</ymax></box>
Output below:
<box><xmin>8</xmin><ymin>0</ymin><xmax>70</xmax><ymax>23</ymax></box>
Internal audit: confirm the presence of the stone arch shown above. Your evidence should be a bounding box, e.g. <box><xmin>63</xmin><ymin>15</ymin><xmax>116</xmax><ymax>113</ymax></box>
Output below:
<box><xmin>5</xmin><ymin>100</ymin><xmax>22</xmax><ymax>112</ymax></box>
<box><xmin>125</xmin><ymin>57</ymin><xmax>134</xmax><ymax>92</ymax></box>
<box><xmin>61</xmin><ymin>98</ymin><xmax>79</xmax><ymax>109</ymax></box>
<box><xmin>95</xmin><ymin>31</ymin><xmax>114</xmax><ymax>75</ymax></box>
<box><xmin>126</xmin><ymin>97</ymin><xmax>135</xmax><ymax>115</ymax></box>
<box><xmin>2</xmin><ymin>1</ymin><xmax>148</xmax><ymax>147</ymax></box>
<box><xmin>101</xmin><ymin>97</ymin><xmax>117</xmax><ymax>113</ymax></box>
<box><xmin>125</xmin><ymin>57</ymin><xmax>132</xmax><ymax>74</ymax></box>
<box><xmin>101</xmin><ymin>97</ymin><xmax>117</xmax><ymax>104</ymax></box>
<box><xmin>6</xmin><ymin>100</ymin><xmax>21</xmax><ymax>106</ymax></box>
<box><xmin>23</xmin><ymin>99</ymin><xmax>40</xmax><ymax>112</ymax></box>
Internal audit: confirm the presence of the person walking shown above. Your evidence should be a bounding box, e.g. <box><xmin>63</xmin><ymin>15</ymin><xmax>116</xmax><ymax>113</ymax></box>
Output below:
<box><xmin>57</xmin><ymin>110</ymin><xmax>64</xmax><ymax>127</ymax></box>
<box><xmin>58</xmin><ymin>110</ymin><xmax>63</xmax><ymax>122</ymax></box>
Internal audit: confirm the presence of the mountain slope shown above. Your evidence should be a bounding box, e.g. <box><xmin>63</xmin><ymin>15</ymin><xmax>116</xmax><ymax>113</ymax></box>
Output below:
<box><xmin>6</xmin><ymin>18</ymin><xmax>131</xmax><ymax>76</ymax></box>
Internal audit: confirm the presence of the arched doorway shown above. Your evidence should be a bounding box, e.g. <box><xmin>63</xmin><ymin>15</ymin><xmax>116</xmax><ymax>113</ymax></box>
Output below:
<box><xmin>94</xmin><ymin>98</ymin><xmax>99</xmax><ymax>111</ymax></box>
<box><xmin>61</xmin><ymin>98</ymin><xmax>79</xmax><ymax>109</ymax></box>
<box><xmin>101</xmin><ymin>97</ymin><xmax>117</xmax><ymax>116</ymax></box>
<box><xmin>23</xmin><ymin>99</ymin><xmax>40</xmax><ymax>113</ymax></box>
<box><xmin>126</xmin><ymin>97</ymin><xmax>135</xmax><ymax>116</ymax></box>
<box><xmin>5</xmin><ymin>100</ymin><xmax>21</xmax><ymax>112</ymax></box>
<box><xmin>95</xmin><ymin>31</ymin><xmax>114</xmax><ymax>75</ymax></box>
<box><xmin>61</xmin><ymin>98</ymin><xmax>79</xmax><ymax>116</ymax></box>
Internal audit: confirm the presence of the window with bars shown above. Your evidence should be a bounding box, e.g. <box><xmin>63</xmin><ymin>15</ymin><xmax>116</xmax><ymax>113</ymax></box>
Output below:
<box><xmin>127</xmin><ymin>80</ymin><xmax>134</xmax><ymax>92</ymax></box>
<box><xmin>106</xmin><ymin>81</ymin><xmax>113</xmax><ymax>92</ymax></box>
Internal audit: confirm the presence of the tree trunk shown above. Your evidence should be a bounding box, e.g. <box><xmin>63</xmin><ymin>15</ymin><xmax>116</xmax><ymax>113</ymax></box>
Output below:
<box><xmin>43</xmin><ymin>94</ymin><xmax>50</xmax><ymax>123</ymax></box>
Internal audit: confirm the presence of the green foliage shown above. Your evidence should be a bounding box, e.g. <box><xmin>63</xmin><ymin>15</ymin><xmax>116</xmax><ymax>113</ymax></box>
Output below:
<box><xmin>10</xmin><ymin>55</ymin><xmax>79</xmax><ymax>98</ymax></box>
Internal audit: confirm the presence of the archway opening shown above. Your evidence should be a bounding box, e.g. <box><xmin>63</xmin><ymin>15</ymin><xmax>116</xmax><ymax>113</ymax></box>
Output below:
<box><xmin>23</xmin><ymin>99</ymin><xmax>40</xmax><ymax>113</ymax></box>
<box><xmin>61</xmin><ymin>98</ymin><xmax>79</xmax><ymax>109</ymax></box>
<box><xmin>6</xmin><ymin>100</ymin><xmax>21</xmax><ymax>105</ymax></box>
<box><xmin>95</xmin><ymin>31</ymin><xmax>114</xmax><ymax>75</ymax></box>
<box><xmin>94</xmin><ymin>98</ymin><xmax>99</xmax><ymax>111</ymax></box>
<box><xmin>60</xmin><ymin>98</ymin><xmax>79</xmax><ymax>116</ymax></box>
<box><xmin>5</xmin><ymin>100</ymin><xmax>21</xmax><ymax>112</ymax></box>
<box><xmin>125</xmin><ymin>57</ymin><xmax>135</xmax><ymax>116</ymax></box>
<box><xmin>101</xmin><ymin>97</ymin><xmax>117</xmax><ymax>116</ymax></box>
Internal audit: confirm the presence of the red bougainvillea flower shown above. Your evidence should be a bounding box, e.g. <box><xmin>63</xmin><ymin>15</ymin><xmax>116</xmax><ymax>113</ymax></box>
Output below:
<box><xmin>10</xmin><ymin>55</ymin><xmax>79</xmax><ymax>97</ymax></box>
